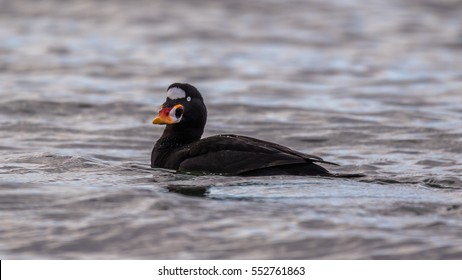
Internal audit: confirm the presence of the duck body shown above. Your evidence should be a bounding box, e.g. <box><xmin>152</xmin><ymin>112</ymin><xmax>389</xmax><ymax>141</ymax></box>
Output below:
<box><xmin>151</xmin><ymin>83</ymin><xmax>357</xmax><ymax>177</ymax></box>
<box><xmin>152</xmin><ymin>134</ymin><xmax>333</xmax><ymax>176</ymax></box>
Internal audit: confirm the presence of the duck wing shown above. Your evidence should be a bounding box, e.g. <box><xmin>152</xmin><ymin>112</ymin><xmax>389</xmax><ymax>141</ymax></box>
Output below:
<box><xmin>219</xmin><ymin>134</ymin><xmax>338</xmax><ymax>165</ymax></box>
<box><xmin>175</xmin><ymin>134</ymin><xmax>336</xmax><ymax>175</ymax></box>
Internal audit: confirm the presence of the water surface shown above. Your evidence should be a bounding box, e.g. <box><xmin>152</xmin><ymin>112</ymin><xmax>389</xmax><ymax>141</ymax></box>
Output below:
<box><xmin>1</xmin><ymin>0</ymin><xmax>462</xmax><ymax>259</ymax></box>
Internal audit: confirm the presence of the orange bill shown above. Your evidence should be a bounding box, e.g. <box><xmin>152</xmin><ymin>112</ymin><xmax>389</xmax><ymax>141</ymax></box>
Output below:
<box><xmin>152</xmin><ymin>104</ymin><xmax>183</xmax><ymax>125</ymax></box>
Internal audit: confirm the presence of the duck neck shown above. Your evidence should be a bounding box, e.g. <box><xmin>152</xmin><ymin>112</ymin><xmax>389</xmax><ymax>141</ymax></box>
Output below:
<box><xmin>151</xmin><ymin>122</ymin><xmax>204</xmax><ymax>168</ymax></box>
<box><xmin>155</xmin><ymin>122</ymin><xmax>204</xmax><ymax>149</ymax></box>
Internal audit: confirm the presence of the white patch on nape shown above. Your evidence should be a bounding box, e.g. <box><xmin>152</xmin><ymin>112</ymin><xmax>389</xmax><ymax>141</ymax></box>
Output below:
<box><xmin>167</xmin><ymin>87</ymin><xmax>186</xmax><ymax>100</ymax></box>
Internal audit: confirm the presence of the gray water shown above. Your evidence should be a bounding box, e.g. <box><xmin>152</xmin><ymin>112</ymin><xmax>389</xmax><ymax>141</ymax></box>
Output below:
<box><xmin>1</xmin><ymin>0</ymin><xmax>462</xmax><ymax>259</ymax></box>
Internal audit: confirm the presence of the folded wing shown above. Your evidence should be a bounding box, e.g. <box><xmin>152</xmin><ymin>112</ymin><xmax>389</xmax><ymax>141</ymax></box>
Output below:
<box><xmin>176</xmin><ymin>134</ymin><xmax>335</xmax><ymax>175</ymax></box>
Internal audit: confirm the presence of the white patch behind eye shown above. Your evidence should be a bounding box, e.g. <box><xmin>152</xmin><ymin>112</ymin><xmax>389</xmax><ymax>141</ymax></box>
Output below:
<box><xmin>168</xmin><ymin>106</ymin><xmax>183</xmax><ymax>123</ymax></box>
<box><xmin>167</xmin><ymin>87</ymin><xmax>186</xmax><ymax>100</ymax></box>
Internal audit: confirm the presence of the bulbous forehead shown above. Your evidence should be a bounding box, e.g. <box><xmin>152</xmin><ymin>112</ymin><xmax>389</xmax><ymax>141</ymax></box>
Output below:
<box><xmin>166</xmin><ymin>82</ymin><xmax>204</xmax><ymax>101</ymax></box>
<box><xmin>166</xmin><ymin>87</ymin><xmax>186</xmax><ymax>100</ymax></box>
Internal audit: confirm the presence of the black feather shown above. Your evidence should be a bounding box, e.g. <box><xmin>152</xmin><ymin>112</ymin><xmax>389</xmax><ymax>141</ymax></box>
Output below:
<box><xmin>151</xmin><ymin>83</ymin><xmax>364</xmax><ymax>177</ymax></box>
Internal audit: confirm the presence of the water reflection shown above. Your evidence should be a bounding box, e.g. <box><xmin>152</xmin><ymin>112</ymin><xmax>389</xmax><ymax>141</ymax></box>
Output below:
<box><xmin>166</xmin><ymin>184</ymin><xmax>210</xmax><ymax>197</ymax></box>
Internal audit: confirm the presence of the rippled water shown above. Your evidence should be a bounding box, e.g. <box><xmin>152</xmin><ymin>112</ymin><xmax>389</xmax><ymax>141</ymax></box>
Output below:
<box><xmin>1</xmin><ymin>0</ymin><xmax>462</xmax><ymax>259</ymax></box>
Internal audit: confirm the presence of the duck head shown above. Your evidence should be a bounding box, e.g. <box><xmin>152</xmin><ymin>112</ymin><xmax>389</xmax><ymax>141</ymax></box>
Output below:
<box><xmin>152</xmin><ymin>83</ymin><xmax>207</xmax><ymax>144</ymax></box>
<box><xmin>153</xmin><ymin>83</ymin><xmax>207</xmax><ymax>126</ymax></box>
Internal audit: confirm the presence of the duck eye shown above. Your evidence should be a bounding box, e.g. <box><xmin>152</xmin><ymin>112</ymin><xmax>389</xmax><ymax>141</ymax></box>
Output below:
<box><xmin>175</xmin><ymin>107</ymin><xmax>184</xmax><ymax>119</ymax></box>
<box><xmin>186</xmin><ymin>96</ymin><xmax>191</xmax><ymax>102</ymax></box>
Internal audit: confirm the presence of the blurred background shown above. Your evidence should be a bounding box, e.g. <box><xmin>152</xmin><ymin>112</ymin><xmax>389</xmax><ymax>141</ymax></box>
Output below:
<box><xmin>1</xmin><ymin>0</ymin><xmax>462</xmax><ymax>259</ymax></box>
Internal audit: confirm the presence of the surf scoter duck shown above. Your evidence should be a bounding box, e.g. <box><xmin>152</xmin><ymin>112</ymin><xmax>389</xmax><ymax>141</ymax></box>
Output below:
<box><xmin>151</xmin><ymin>83</ymin><xmax>359</xmax><ymax>177</ymax></box>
